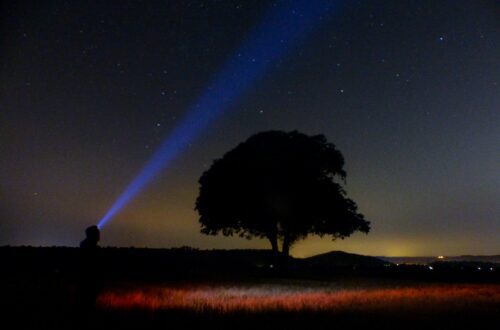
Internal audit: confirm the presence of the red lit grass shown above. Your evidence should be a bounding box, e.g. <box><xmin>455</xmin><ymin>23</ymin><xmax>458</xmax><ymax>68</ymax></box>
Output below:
<box><xmin>97</xmin><ymin>283</ymin><xmax>500</xmax><ymax>314</ymax></box>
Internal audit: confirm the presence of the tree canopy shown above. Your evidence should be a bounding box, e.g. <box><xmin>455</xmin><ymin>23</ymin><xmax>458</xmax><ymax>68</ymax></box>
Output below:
<box><xmin>195</xmin><ymin>130</ymin><xmax>370</xmax><ymax>257</ymax></box>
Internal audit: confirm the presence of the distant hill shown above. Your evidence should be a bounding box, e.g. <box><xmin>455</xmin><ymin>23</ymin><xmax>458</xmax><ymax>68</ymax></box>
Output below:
<box><xmin>301</xmin><ymin>250</ymin><xmax>391</xmax><ymax>269</ymax></box>
<box><xmin>452</xmin><ymin>255</ymin><xmax>500</xmax><ymax>263</ymax></box>
<box><xmin>1</xmin><ymin>246</ymin><xmax>497</xmax><ymax>281</ymax></box>
<box><xmin>0</xmin><ymin>246</ymin><xmax>391</xmax><ymax>279</ymax></box>
<box><xmin>379</xmin><ymin>255</ymin><xmax>500</xmax><ymax>265</ymax></box>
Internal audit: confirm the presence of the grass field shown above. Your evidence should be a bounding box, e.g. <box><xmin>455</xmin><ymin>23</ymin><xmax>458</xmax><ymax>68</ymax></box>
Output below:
<box><xmin>2</xmin><ymin>276</ymin><xmax>499</xmax><ymax>329</ymax></box>
<box><xmin>93</xmin><ymin>280</ymin><xmax>500</xmax><ymax>329</ymax></box>
<box><xmin>98</xmin><ymin>281</ymin><xmax>500</xmax><ymax>313</ymax></box>
<box><xmin>1</xmin><ymin>246</ymin><xmax>498</xmax><ymax>329</ymax></box>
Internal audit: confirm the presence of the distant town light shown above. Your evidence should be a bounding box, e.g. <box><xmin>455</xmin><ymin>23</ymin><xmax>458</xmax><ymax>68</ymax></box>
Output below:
<box><xmin>477</xmin><ymin>267</ymin><xmax>482</xmax><ymax>271</ymax></box>
<box><xmin>428</xmin><ymin>266</ymin><xmax>434</xmax><ymax>270</ymax></box>
<box><xmin>437</xmin><ymin>256</ymin><xmax>444</xmax><ymax>259</ymax></box>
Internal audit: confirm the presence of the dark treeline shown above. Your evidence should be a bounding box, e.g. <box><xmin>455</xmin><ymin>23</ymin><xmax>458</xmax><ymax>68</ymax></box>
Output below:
<box><xmin>1</xmin><ymin>246</ymin><xmax>498</xmax><ymax>283</ymax></box>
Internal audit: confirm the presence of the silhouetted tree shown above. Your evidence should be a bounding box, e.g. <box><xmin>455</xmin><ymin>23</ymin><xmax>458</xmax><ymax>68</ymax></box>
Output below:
<box><xmin>195</xmin><ymin>131</ymin><xmax>370</xmax><ymax>257</ymax></box>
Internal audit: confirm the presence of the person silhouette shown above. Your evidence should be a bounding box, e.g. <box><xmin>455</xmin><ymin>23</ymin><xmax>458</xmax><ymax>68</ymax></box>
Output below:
<box><xmin>80</xmin><ymin>225</ymin><xmax>100</xmax><ymax>249</ymax></box>
<box><xmin>76</xmin><ymin>225</ymin><xmax>102</xmax><ymax>325</ymax></box>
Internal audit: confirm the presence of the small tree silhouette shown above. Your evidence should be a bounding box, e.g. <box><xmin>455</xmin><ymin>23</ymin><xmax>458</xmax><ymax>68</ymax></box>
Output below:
<box><xmin>195</xmin><ymin>131</ymin><xmax>370</xmax><ymax>257</ymax></box>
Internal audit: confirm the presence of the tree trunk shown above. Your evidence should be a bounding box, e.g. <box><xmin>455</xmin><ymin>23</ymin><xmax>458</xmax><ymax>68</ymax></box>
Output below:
<box><xmin>282</xmin><ymin>234</ymin><xmax>291</xmax><ymax>258</ymax></box>
<box><xmin>268</xmin><ymin>235</ymin><xmax>279</xmax><ymax>255</ymax></box>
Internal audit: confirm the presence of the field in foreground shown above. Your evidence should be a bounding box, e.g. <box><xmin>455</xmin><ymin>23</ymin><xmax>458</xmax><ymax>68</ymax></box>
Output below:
<box><xmin>99</xmin><ymin>281</ymin><xmax>500</xmax><ymax>312</ymax></box>
<box><xmin>92</xmin><ymin>280</ymin><xmax>500</xmax><ymax>329</ymax></box>
<box><xmin>2</xmin><ymin>247</ymin><xmax>498</xmax><ymax>329</ymax></box>
<box><xmin>3</xmin><ymin>277</ymin><xmax>500</xmax><ymax>329</ymax></box>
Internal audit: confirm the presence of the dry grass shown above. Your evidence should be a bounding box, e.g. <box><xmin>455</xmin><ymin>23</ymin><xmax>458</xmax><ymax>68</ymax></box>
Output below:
<box><xmin>97</xmin><ymin>282</ymin><xmax>500</xmax><ymax>314</ymax></box>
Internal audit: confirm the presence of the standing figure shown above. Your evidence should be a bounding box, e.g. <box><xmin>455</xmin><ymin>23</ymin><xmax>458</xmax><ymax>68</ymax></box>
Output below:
<box><xmin>76</xmin><ymin>225</ymin><xmax>102</xmax><ymax>325</ymax></box>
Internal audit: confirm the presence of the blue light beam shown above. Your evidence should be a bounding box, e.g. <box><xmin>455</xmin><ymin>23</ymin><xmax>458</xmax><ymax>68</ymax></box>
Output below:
<box><xmin>98</xmin><ymin>0</ymin><xmax>338</xmax><ymax>228</ymax></box>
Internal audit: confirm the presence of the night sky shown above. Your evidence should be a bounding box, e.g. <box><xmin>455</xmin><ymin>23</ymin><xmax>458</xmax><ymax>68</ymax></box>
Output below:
<box><xmin>1</xmin><ymin>1</ymin><xmax>498</xmax><ymax>257</ymax></box>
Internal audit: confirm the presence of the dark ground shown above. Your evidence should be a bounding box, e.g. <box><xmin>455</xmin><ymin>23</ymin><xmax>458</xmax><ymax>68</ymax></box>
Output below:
<box><xmin>1</xmin><ymin>247</ymin><xmax>499</xmax><ymax>329</ymax></box>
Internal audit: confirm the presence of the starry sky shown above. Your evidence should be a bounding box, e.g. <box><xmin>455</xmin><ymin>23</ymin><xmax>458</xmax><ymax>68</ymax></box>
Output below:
<box><xmin>1</xmin><ymin>1</ymin><xmax>498</xmax><ymax>257</ymax></box>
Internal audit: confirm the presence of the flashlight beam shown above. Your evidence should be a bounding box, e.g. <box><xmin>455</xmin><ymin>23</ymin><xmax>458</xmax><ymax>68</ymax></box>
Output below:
<box><xmin>98</xmin><ymin>0</ymin><xmax>337</xmax><ymax>228</ymax></box>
